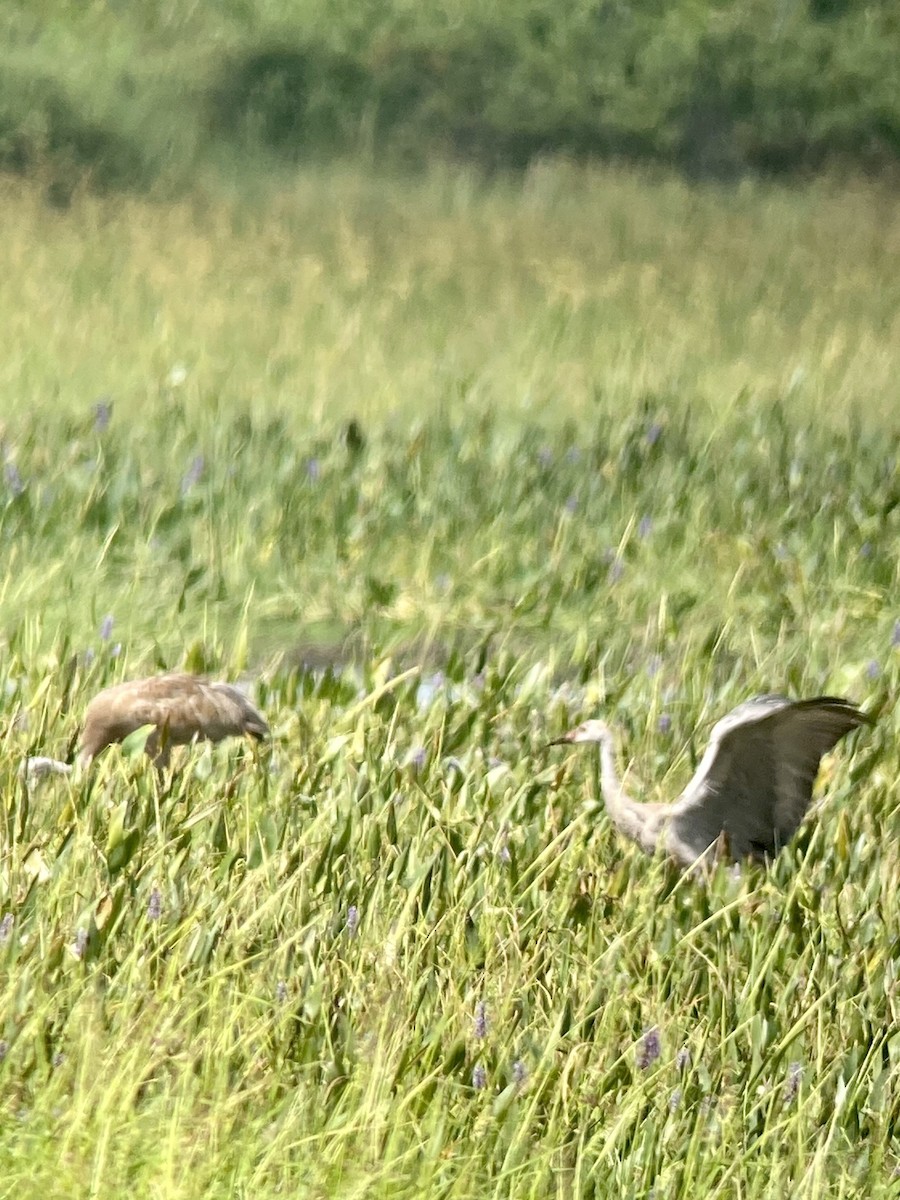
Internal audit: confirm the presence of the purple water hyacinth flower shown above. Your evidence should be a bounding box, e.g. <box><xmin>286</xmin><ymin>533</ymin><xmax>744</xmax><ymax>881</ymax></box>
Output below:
<box><xmin>512</xmin><ymin>1059</ymin><xmax>527</xmax><ymax>1087</ymax></box>
<box><xmin>565</xmin><ymin>446</ymin><xmax>581</xmax><ymax>464</ymax></box>
<box><xmin>410</xmin><ymin>746</ymin><xmax>427</xmax><ymax>771</ymax></box>
<box><xmin>474</xmin><ymin>1001</ymin><xmax>488</xmax><ymax>1040</ymax></box>
<box><xmin>275</xmin><ymin>980</ymin><xmax>288</xmax><ymax>1004</ymax></box>
<box><xmin>305</xmin><ymin>458</ymin><xmax>321</xmax><ymax>482</ymax></box>
<box><xmin>675</xmin><ymin>1046</ymin><xmax>691</xmax><ymax>1071</ymax></box>
<box><xmin>72</xmin><ymin>928</ymin><xmax>88</xmax><ymax>960</ymax></box>
<box><xmin>181</xmin><ymin>454</ymin><xmax>205</xmax><ymax>495</ymax></box>
<box><xmin>859</xmin><ymin>542</ymin><xmax>873</xmax><ymax>559</ymax></box>
<box><xmin>636</xmin><ymin>1027</ymin><xmax>661</xmax><ymax>1070</ymax></box>
<box><xmin>346</xmin><ymin>905</ymin><xmax>359</xmax><ymax>936</ymax></box>
<box><xmin>52</xmin><ymin>1051</ymin><xmax>65</xmax><ymax>1069</ymax></box>
<box><xmin>415</xmin><ymin>672</ymin><xmax>445</xmax><ymax>711</ymax></box>
<box><xmin>83</xmin><ymin>648</ymin><xmax>96</xmax><ymax>667</ymax></box>
<box><xmin>669</xmin><ymin>1088</ymin><xmax>682</xmax><ymax>1112</ymax></box>
<box><xmin>147</xmin><ymin>888</ymin><xmax>162</xmax><ymax>920</ymax></box>
<box><xmin>893</xmin><ymin>620</ymin><xmax>900</xmax><ymax>648</ymax></box>
<box><xmin>110</xmin><ymin>643</ymin><xmax>122</xmax><ymax>658</ymax></box>
<box><xmin>498</xmin><ymin>832</ymin><xmax>511</xmax><ymax>865</ymax></box>
<box><xmin>783</xmin><ymin>1061</ymin><xmax>802</xmax><ymax>1104</ymax></box>
<box><xmin>564</xmin><ymin>495</ymin><xmax>578</xmax><ymax>514</ymax></box>
<box><xmin>537</xmin><ymin>447</ymin><xmax>554</xmax><ymax>468</ymax></box>
<box><xmin>0</xmin><ymin>913</ymin><xmax>13</xmax><ymax>945</ymax></box>
<box><xmin>99</xmin><ymin>614</ymin><xmax>114</xmax><ymax>642</ymax></box>
<box><xmin>4</xmin><ymin>462</ymin><xmax>24</xmax><ymax>496</ymax></box>
<box><xmin>472</xmin><ymin>671</ymin><xmax>486</xmax><ymax>691</ymax></box>
<box><xmin>471</xmin><ymin>1063</ymin><xmax>487</xmax><ymax>1090</ymax></box>
<box><xmin>646</xmin><ymin>422</ymin><xmax>663</xmax><ymax>446</ymax></box>
<box><xmin>638</xmin><ymin>515</ymin><xmax>653</xmax><ymax>538</ymax></box>
<box><xmin>608</xmin><ymin>556</ymin><xmax>624</xmax><ymax>584</ymax></box>
<box><xmin>866</xmin><ymin>660</ymin><xmax>880</xmax><ymax>680</ymax></box>
<box><xmin>658</xmin><ymin>713</ymin><xmax>672</xmax><ymax>735</ymax></box>
<box><xmin>93</xmin><ymin>399</ymin><xmax>112</xmax><ymax>432</ymax></box>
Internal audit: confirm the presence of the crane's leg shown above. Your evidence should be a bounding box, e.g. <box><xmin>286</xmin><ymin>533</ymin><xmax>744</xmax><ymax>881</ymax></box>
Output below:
<box><xmin>146</xmin><ymin>728</ymin><xmax>171</xmax><ymax>771</ymax></box>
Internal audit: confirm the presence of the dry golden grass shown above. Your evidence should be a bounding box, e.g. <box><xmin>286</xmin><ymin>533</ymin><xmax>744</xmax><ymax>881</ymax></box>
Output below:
<box><xmin>0</xmin><ymin>164</ymin><xmax>897</xmax><ymax>433</ymax></box>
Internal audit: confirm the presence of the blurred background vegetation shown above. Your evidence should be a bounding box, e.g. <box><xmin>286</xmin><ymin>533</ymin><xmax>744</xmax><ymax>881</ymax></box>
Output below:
<box><xmin>1</xmin><ymin>0</ymin><xmax>898</xmax><ymax>202</ymax></box>
<box><xmin>0</xmin><ymin>9</ymin><xmax>898</xmax><ymax>1197</ymax></box>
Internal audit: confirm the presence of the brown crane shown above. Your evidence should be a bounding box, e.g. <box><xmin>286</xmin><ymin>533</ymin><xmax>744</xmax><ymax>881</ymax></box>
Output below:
<box><xmin>549</xmin><ymin>695</ymin><xmax>873</xmax><ymax>867</ymax></box>
<box><xmin>24</xmin><ymin>673</ymin><xmax>269</xmax><ymax>778</ymax></box>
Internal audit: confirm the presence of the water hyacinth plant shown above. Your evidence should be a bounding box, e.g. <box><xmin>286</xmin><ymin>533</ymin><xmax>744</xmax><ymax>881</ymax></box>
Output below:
<box><xmin>0</xmin><ymin>156</ymin><xmax>896</xmax><ymax>1200</ymax></box>
<box><xmin>473</xmin><ymin>1001</ymin><xmax>488</xmax><ymax>1041</ymax></box>
<box><xmin>93</xmin><ymin>399</ymin><xmax>112</xmax><ymax>432</ymax></box>
<box><xmin>636</xmin><ymin>1027</ymin><xmax>662</xmax><ymax>1071</ymax></box>
<box><xmin>180</xmin><ymin>454</ymin><xmax>205</xmax><ymax>495</ymax></box>
<box><xmin>147</xmin><ymin>888</ymin><xmax>163</xmax><ymax>920</ymax></box>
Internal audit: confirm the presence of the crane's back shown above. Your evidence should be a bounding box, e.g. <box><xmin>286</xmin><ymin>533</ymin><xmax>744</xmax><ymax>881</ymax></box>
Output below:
<box><xmin>80</xmin><ymin>673</ymin><xmax>269</xmax><ymax>763</ymax></box>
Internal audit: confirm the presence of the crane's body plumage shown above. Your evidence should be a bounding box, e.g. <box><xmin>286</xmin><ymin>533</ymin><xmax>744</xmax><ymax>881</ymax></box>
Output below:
<box><xmin>552</xmin><ymin>695</ymin><xmax>872</xmax><ymax>867</ymax></box>
<box><xmin>78</xmin><ymin>673</ymin><xmax>269</xmax><ymax>767</ymax></box>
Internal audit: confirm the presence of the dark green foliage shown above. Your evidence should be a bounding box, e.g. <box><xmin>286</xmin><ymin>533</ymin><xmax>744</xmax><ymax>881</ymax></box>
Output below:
<box><xmin>206</xmin><ymin>44</ymin><xmax>369</xmax><ymax>158</ymax></box>
<box><xmin>0</xmin><ymin>67</ymin><xmax>150</xmax><ymax>198</ymax></box>
<box><xmin>203</xmin><ymin>5</ymin><xmax>900</xmax><ymax>173</ymax></box>
<box><xmin>1</xmin><ymin>0</ymin><xmax>899</xmax><ymax>191</ymax></box>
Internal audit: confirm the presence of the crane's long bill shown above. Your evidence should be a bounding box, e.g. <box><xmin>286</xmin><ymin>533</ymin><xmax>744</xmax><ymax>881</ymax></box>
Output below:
<box><xmin>546</xmin><ymin>732</ymin><xmax>576</xmax><ymax>747</ymax></box>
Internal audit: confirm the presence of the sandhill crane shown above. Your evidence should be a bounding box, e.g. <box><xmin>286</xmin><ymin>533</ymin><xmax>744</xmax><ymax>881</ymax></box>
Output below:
<box><xmin>24</xmin><ymin>673</ymin><xmax>269</xmax><ymax>778</ymax></box>
<box><xmin>549</xmin><ymin>695</ymin><xmax>873</xmax><ymax>867</ymax></box>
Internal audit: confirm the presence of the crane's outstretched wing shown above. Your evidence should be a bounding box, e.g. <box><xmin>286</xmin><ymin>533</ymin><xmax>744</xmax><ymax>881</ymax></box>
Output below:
<box><xmin>667</xmin><ymin>695</ymin><xmax>872</xmax><ymax>859</ymax></box>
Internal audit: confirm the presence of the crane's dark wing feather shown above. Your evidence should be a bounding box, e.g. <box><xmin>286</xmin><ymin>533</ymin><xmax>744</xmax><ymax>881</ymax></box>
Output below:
<box><xmin>770</xmin><ymin>699</ymin><xmax>871</xmax><ymax>838</ymax></box>
<box><xmin>668</xmin><ymin>696</ymin><xmax>871</xmax><ymax>858</ymax></box>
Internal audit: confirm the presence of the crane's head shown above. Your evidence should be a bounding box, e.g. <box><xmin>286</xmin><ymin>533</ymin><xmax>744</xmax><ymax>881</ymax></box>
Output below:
<box><xmin>547</xmin><ymin>718</ymin><xmax>612</xmax><ymax>747</ymax></box>
<box><xmin>22</xmin><ymin>756</ymin><xmax>73</xmax><ymax>781</ymax></box>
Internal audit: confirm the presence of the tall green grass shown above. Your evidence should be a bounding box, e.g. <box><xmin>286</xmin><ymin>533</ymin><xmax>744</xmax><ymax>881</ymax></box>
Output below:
<box><xmin>0</xmin><ymin>162</ymin><xmax>898</xmax><ymax>1197</ymax></box>
<box><xmin>0</xmin><ymin>642</ymin><xmax>895</xmax><ymax>1197</ymax></box>
<box><xmin>1</xmin><ymin>166</ymin><xmax>898</xmax><ymax>436</ymax></box>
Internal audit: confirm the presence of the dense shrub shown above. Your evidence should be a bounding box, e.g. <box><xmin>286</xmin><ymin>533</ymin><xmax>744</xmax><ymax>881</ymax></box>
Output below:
<box><xmin>2</xmin><ymin>0</ymin><xmax>900</xmax><ymax>188</ymax></box>
<box><xmin>207</xmin><ymin>45</ymin><xmax>369</xmax><ymax>157</ymax></box>
<box><xmin>205</xmin><ymin>1</ymin><xmax>900</xmax><ymax>173</ymax></box>
<box><xmin>0</xmin><ymin>66</ymin><xmax>149</xmax><ymax>200</ymax></box>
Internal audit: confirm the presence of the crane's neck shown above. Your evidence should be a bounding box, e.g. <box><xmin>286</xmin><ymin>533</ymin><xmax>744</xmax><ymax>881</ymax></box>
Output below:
<box><xmin>597</xmin><ymin>732</ymin><xmax>650</xmax><ymax>849</ymax></box>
